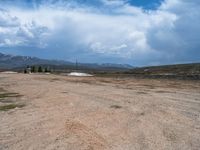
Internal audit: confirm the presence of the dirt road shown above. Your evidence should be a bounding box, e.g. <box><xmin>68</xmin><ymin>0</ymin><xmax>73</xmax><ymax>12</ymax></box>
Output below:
<box><xmin>0</xmin><ymin>73</ymin><xmax>200</xmax><ymax>150</ymax></box>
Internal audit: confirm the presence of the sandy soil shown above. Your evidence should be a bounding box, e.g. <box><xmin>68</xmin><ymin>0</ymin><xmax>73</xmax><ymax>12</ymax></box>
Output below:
<box><xmin>0</xmin><ymin>73</ymin><xmax>200</xmax><ymax>150</ymax></box>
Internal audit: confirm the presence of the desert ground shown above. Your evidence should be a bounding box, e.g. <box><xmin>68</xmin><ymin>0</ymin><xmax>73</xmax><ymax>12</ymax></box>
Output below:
<box><xmin>0</xmin><ymin>73</ymin><xmax>200</xmax><ymax>150</ymax></box>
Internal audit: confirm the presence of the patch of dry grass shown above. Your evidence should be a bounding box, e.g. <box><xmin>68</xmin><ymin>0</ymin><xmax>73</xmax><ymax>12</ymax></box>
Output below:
<box><xmin>0</xmin><ymin>104</ymin><xmax>25</xmax><ymax>111</ymax></box>
<box><xmin>110</xmin><ymin>105</ymin><xmax>122</xmax><ymax>109</ymax></box>
<box><xmin>0</xmin><ymin>93</ymin><xmax>22</xmax><ymax>99</ymax></box>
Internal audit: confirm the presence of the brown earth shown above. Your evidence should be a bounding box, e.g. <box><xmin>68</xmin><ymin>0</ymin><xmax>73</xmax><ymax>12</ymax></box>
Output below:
<box><xmin>0</xmin><ymin>73</ymin><xmax>200</xmax><ymax>150</ymax></box>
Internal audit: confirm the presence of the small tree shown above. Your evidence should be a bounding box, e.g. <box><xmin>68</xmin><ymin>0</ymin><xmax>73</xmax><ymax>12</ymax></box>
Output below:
<box><xmin>31</xmin><ymin>66</ymin><xmax>34</xmax><ymax>72</ymax></box>
<box><xmin>24</xmin><ymin>69</ymin><xmax>27</xmax><ymax>74</ymax></box>
<box><xmin>31</xmin><ymin>66</ymin><xmax>37</xmax><ymax>73</ymax></box>
<box><xmin>45</xmin><ymin>67</ymin><xmax>48</xmax><ymax>72</ymax></box>
<box><xmin>38</xmin><ymin>66</ymin><xmax>43</xmax><ymax>73</ymax></box>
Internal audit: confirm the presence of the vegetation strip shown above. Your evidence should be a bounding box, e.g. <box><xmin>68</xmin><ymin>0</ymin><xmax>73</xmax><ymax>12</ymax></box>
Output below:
<box><xmin>0</xmin><ymin>104</ymin><xmax>25</xmax><ymax>111</ymax></box>
<box><xmin>0</xmin><ymin>93</ymin><xmax>22</xmax><ymax>99</ymax></box>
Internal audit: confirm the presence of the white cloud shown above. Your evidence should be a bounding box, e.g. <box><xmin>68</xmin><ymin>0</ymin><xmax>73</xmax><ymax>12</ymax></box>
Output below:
<box><xmin>146</xmin><ymin>0</ymin><xmax>200</xmax><ymax>64</ymax></box>
<box><xmin>0</xmin><ymin>0</ymin><xmax>199</xmax><ymax>65</ymax></box>
<box><xmin>0</xmin><ymin>9</ymin><xmax>20</xmax><ymax>27</ymax></box>
<box><xmin>101</xmin><ymin>0</ymin><xmax>126</xmax><ymax>6</ymax></box>
<box><xmin>0</xmin><ymin>8</ymin><xmax>48</xmax><ymax>47</ymax></box>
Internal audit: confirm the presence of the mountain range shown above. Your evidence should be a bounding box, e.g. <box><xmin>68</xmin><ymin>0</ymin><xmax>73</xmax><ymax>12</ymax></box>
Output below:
<box><xmin>0</xmin><ymin>53</ymin><xmax>133</xmax><ymax>71</ymax></box>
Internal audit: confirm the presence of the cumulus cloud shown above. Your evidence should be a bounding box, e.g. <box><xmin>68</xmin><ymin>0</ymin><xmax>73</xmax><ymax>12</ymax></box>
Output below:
<box><xmin>0</xmin><ymin>0</ymin><xmax>199</xmax><ymax>65</ymax></box>
<box><xmin>147</xmin><ymin>0</ymin><xmax>200</xmax><ymax>64</ymax></box>
<box><xmin>0</xmin><ymin>9</ymin><xmax>20</xmax><ymax>27</ymax></box>
<box><xmin>0</xmin><ymin>8</ymin><xmax>48</xmax><ymax>48</ymax></box>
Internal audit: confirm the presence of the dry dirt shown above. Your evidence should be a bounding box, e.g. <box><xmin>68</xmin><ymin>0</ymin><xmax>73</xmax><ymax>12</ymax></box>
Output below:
<box><xmin>0</xmin><ymin>73</ymin><xmax>200</xmax><ymax>150</ymax></box>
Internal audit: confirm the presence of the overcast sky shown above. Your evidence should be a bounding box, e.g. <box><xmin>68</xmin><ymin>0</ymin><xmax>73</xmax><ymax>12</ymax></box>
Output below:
<box><xmin>0</xmin><ymin>0</ymin><xmax>199</xmax><ymax>66</ymax></box>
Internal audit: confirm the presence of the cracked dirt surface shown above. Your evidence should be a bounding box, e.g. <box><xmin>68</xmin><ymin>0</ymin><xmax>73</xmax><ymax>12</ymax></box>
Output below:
<box><xmin>0</xmin><ymin>73</ymin><xmax>200</xmax><ymax>150</ymax></box>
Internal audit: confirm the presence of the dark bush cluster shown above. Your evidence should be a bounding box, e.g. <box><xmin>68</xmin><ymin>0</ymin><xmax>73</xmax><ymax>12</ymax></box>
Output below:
<box><xmin>24</xmin><ymin>65</ymin><xmax>51</xmax><ymax>73</ymax></box>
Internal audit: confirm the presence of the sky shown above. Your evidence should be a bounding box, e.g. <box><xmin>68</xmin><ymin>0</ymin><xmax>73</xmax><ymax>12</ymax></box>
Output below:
<box><xmin>0</xmin><ymin>0</ymin><xmax>199</xmax><ymax>66</ymax></box>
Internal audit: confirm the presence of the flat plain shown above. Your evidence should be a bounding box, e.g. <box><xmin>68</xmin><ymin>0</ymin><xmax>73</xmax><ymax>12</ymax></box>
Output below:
<box><xmin>0</xmin><ymin>73</ymin><xmax>200</xmax><ymax>150</ymax></box>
